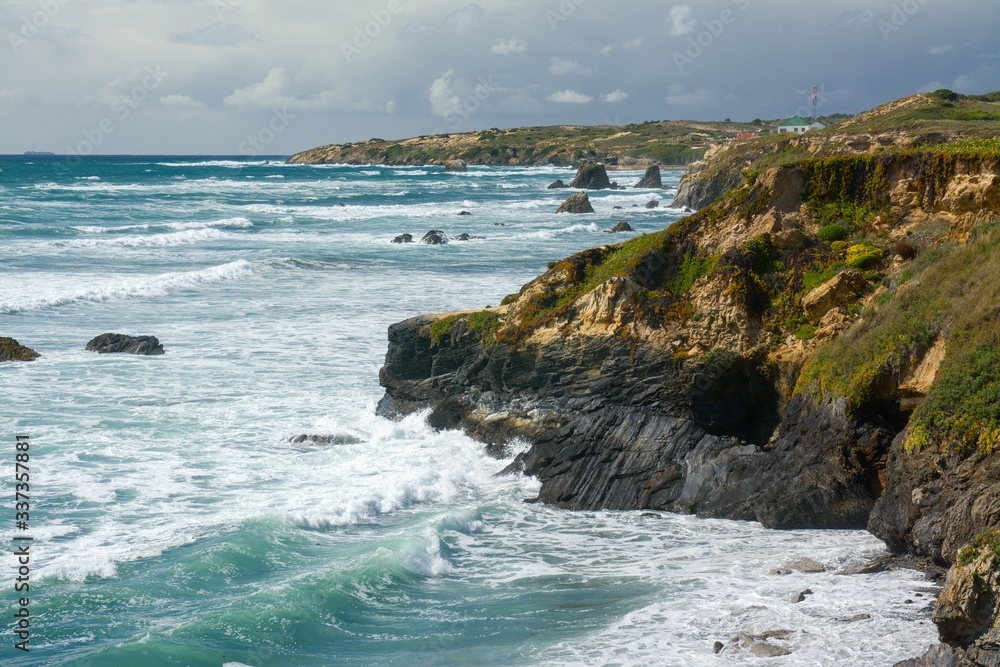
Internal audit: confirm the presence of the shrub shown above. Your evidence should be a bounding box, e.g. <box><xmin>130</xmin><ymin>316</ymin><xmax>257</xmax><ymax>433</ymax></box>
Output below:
<box><xmin>893</xmin><ymin>241</ymin><xmax>918</xmax><ymax>260</ymax></box>
<box><xmin>845</xmin><ymin>243</ymin><xmax>885</xmax><ymax>269</ymax></box>
<box><xmin>818</xmin><ymin>224</ymin><xmax>850</xmax><ymax>242</ymax></box>
<box><xmin>929</xmin><ymin>88</ymin><xmax>959</xmax><ymax>102</ymax></box>
<box><xmin>796</xmin><ymin>324</ymin><xmax>817</xmax><ymax>341</ymax></box>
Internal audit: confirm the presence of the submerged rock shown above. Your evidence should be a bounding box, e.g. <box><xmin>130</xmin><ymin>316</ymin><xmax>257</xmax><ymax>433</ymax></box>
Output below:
<box><xmin>420</xmin><ymin>230</ymin><xmax>448</xmax><ymax>245</ymax></box>
<box><xmin>457</xmin><ymin>210</ymin><xmax>472</xmax><ymax>216</ymax></box>
<box><xmin>0</xmin><ymin>337</ymin><xmax>40</xmax><ymax>362</ymax></box>
<box><xmin>454</xmin><ymin>233</ymin><xmax>485</xmax><ymax>241</ymax></box>
<box><xmin>443</xmin><ymin>159</ymin><xmax>467</xmax><ymax>172</ymax></box>
<box><xmin>570</xmin><ymin>162</ymin><xmax>612</xmax><ymax>190</ymax></box>
<box><xmin>645</xmin><ymin>199</ymin><xmax>660</xmax><ymax>209</ymax></box>
<box><xmin>86</xmin><ymin>333</ymin><xmax>164</xmax><ymax>356</ymax></box>
<box><xmin>391</xmin><ymin>233</ymin><xmax>413</xmax><ymax>244</ymax></box>
<box><xmin>289</xmin><ymin>434</ymin><xmax>364</xmax><ymax>446</ymax></box>
<box><xmin>548</xmin><ymin>179</ymin><xmax>569</xmax><ymax>189</ymax></box>
<box><xmin>635</xmin><ymin>165</ymin><xmax>663</xmax><ymax>189</ymax></box>
<box><xmin>556</xmin><ymin>192</ymin><xmax>595</xmax><ymax>214</ymax></box>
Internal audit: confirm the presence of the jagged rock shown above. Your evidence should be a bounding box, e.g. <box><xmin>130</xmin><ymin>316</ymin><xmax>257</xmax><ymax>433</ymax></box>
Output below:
<box><xmin>607</xmin><ymin>221</ymin><xmax>633</xmax><ymax>233</ymax></box>
<box><xmin>635</xmin><ymin>165</ymin><xmax>663</xmax><ymax>189</ymax></box>
<box><xmin>458</xmin><ymin>210</ymin><xmax>472</xmax><ymax>216</ymax></box>
<box><xmin>420</xmin><ymin>230</ymin><xmax>448</xmax><ymax>245</ymax></box>
<box><xmin>0</xmin><ymin>338</ymin><xmax>40</xmax><ymax>362</ymax></box>
<box><xmin>570</xmin><ymin>162</ymin><xmax>612</xmax><ymax>190</ymax></box>
<box><xmin>289</xmin><ymin>434</ymin><xmax>364</xmax><ymax>445</ymax></box>
<box><xmin>645</xmin><ymin>200</ymin><xmax>659</xmax><ymax>209</ymax></box>
<box><xmin>613</xmin><ymin>206</ymin><xmax>623</xmax><ymax>210</ymax></box>
<box><xmin>750</xmin><ymin>642</ymin><xmax>792</xmax><ymax>658</ymax></box>
<box><xmin>893</xmin><ymin>643</ymin><xmax>960</xmax><ymax>667</ymax></box>
<box><xmin>772</xmin><ymin>229</ymin><xmax>807</xmax><ymax>250</ymax></box>
<box><xmin>791</xmin><ymin>589</ymin><xmax>813</xmax><ymax>603</ymax></box>
<box><xmin>801</xmin><ymin>270</ymin><xmax>867</xmax><ymax>324</ymax></box>
<box><xmin>548</xmin><ymin>180</ymin><xmax>569</xmax><ymax>189</ymax></box>
<box><xmin>443</xmin><ymin>159</ymin><xmax>467</xmax><ymax>172</ymax></box>
<box><xmin>391</xmin><ymin>233</ymin><xmax>413</xmax><ymax>244</ymax></box>
<box><xmin>780</xmin><ymin>558</ymin><xmax>826</xmax><ymax>573</ymax></box>
<box><xmin>712</xmin><ymin>641</ymin><xmax>724</xmax><ymax>654</ymax></box>
<box><xmin>557</xmin><ymin>192</ymin><xmax>594</xmax><ymax>214</ymax></box>
<box><xmin>86</xmin><ymin>334</ymin><xmax>164</xmax><ymax>356</ymax></box>
<box><xmin>454</xmin><ymin>233</ymin><xmax>485</xmax><ymax>241</ymax></box>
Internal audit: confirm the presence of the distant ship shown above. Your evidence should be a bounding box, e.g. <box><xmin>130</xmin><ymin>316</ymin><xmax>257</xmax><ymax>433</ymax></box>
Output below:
<box><xmin>23</xmin><ymin>151</ymin><xmax>55</xmax><ymax>156</ymax></box>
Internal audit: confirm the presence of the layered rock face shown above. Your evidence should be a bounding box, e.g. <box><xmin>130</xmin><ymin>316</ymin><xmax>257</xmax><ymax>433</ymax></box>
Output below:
<box><xmin>378</xmin><ymin>314</ymin><xmax>894</xmax><ymax>528</ymax></box>
<box><xmin>569</xmin><ymin>162</ymin><xmax>612</xmax><ymax>190</ymax></box>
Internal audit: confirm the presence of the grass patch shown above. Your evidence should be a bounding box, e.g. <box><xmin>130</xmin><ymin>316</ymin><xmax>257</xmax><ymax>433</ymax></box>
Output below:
<box><xmin>957</xmin><ymin>530</ymin><xmax>1000</xmax><ymax>567</ymax></box>
<box><xmin>671</xmin><ymin>252</ymin><xmax>719</xmax><ymax>295</ymax></box>
<box><xmin>795</xmin><ymin>323</ymin><xmax>817</xmax><ymax>341</ymax></box>
<box><xmin>798</xmin><ymin>224</ymin><xmax>1000</xmax><ymax>439</ymax></box>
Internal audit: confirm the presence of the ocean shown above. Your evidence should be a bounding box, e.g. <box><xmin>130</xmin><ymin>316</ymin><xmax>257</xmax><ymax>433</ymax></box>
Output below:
<box><xmin>1</xmin><ymin>156</ymin><xmax>936</xmax><ymax>666</ymax></box>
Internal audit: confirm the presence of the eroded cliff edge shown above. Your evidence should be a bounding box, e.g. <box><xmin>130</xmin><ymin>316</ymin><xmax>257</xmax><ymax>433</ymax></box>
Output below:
<box><xmin>378</xmin><ymin>142</ymin><xmax>1000</xmax><ymax>663</ymax></box>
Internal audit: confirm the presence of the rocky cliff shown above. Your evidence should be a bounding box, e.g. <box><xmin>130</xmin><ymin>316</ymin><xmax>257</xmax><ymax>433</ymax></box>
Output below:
<box><xmin>672</xmin><ymin>91</ymin><xmax>1000</xmax><ymax>210</ymax></box>
<box><xmin>378</xmin><ymin>140</ymin><xmax>1000</xmax><ymax>663</ymax></box>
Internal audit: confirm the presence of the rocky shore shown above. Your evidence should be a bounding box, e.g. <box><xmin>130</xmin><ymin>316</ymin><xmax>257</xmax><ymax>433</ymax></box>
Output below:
<box><xmin>377</xmin><ymin>135</ymin><xmax>1000</xmax><ymax>662</ymax></box>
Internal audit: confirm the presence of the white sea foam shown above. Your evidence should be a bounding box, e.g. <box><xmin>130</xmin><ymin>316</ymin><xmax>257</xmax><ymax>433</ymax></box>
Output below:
<box><xmin>71</xmin><ymin>217</ymin><xmax>253</xmax><ymax>235</ymax></box>
<box><xmin>63</xmin><ymin>227</ymin><xmax>231</xmax><ymax>248</ymax></box>
<box><xmin>0</xmin><ymin>260</ymin><xmax>256</xmax><ymax>314</ymax></box>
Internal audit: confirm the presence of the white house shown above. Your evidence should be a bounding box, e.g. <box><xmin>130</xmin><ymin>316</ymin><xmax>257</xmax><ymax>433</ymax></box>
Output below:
<box><xmin>777</xmin><ymin>117</ymin><xmax>811</xmax><ymax>134</ymax></box>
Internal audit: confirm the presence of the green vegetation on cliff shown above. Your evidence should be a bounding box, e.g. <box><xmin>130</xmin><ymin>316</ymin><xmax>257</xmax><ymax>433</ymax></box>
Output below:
<box><xmin>799</xmin><ymin>224</ymin><xmax>1000</xmax><ymax>457</ymax></box>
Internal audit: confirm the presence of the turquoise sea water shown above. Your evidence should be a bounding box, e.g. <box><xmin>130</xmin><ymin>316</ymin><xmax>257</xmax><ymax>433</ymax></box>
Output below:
<box><xmin>1</xmin><ymin>156</ymin><xmax>936</xmax><ymax>666</ymax></box>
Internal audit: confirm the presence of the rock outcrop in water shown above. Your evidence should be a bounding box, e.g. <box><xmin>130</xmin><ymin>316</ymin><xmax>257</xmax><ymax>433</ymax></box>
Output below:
<box><xmin>556</xmin><ymin>192</ymin><xmax>594</xmax><ymax>214</ymax></box>
<box><xmin>0</xmin><ymin>337</ymin><xmax>40</xmax><ymax>362</ymax></box>
<box><xmin>570</xmin><ymin>163</ymin><xmax>612</xmax><ymax>190</ymax></box>
<box><xmin>635</xmin><ymin>165</ymin><xmax>663</xmax><ymax>189</ymax></box>
<box><xmin>378</xmin><ymin>143</ymin><xmax>1000</xmax><ymax>663</ymax></box>
<box><xmin>86</xmin><ymin>334</ymin><xmax>164</xmax><ymax>355</ymax></box>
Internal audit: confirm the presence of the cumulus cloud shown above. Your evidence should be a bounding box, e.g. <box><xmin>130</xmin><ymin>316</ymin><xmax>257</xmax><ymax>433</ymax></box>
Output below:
<box><xmin>602</xmin><ymin>89</ymin><xmax>629</xmax><ymax>103</ymax></box>
<box><xmin>548</xmin><ymin>58</ymin><xmax>594</xmax><ymax>76</ymax></box>
<box><xmin>224</xmin><ymin>68</ymin><xmax>374</xmax><ymax>113</ymax></box>
<box><xmin>428</xmin><ymin>70</ymin><xmax>463</xmax><ymax>117</ymax></box>
<box><xmin>170</xmin><ymin>23</ymin><xmax>259</xmax><ymax>46</ymax></box>
<box><xmin>491</xmin><ymin>36</ymin><xmax>526</xmax><ymax>55</ymax></box>
<box><xmin>622</xmin><ymin>37</ymin><xmax>644</xmax><ymax>50</ymax></box>
<box><xmin>666</xmin><ymin>5</ymin><xmax>696</xmax><ymax>37</ymax></box>
<box><xmin>599</xmin><ymin>44</ymin><xmax>614</xmax><ymax>54</ymax></box>
<box><xmin>925</xmin><ymin>45</ymin><xmax>955</xmax><ymax>55</ymax></box>
<box><xmin>547</xmin><ymin>89</ymin><xmax>593</xmax><ymax>104</ymax></box>
<box><xmin>160</xmin><ymin>94</ymin><xmax>205</xmax><ymax>109</ymax></box>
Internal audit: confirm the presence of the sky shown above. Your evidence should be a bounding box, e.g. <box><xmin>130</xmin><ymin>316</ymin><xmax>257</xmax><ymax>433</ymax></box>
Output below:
<box><xmin>0</xmin><ymin>0</ymin><xmax>997</xmax><ymax>155</ymax></box>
